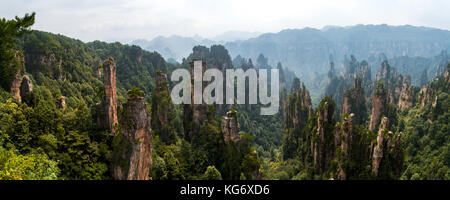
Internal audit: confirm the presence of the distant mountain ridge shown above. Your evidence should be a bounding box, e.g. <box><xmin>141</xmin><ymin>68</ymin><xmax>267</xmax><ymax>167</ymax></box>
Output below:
<box><xmin>131</xmin><ymin>31</ymin><xmax>261</xmax><ymax>62</ymax></box>
<box><xmin>131</xmin><ymin>24</ymin><xmax>450</xmax><ymax>101</ymax></box>
<box><xmin>224</xmin><ymin>24</ymin><xmax>450</xmax><ymax>90</ymax></box>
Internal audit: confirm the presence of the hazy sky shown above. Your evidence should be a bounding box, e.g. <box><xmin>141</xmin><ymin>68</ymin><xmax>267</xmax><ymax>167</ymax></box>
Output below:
<box><xmin>1</xmin><ymin>0</ymin><xmax>449</xmax><ymax>43</ymax></box>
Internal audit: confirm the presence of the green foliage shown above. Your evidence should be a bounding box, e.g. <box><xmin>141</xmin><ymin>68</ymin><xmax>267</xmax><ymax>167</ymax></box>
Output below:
<box><xmin>0</xmin><ymin>146</ymin><xmax>59</xmax><ymax>180</ymax></box>
<box><xmin>127</xmin><ymin>87</ymin><xmax>144</xmax><ymax>100</ymax></box>
<box><xmin>400</xmin><ymin>78</ymin><xmax>449</xmax><ymax>180</ymax></box>
<box><xmin>0</xmin><ymin>13</ymin><xmax>35</xmax><ymax>90</ymax></box>
<box><xmin>203</xmin><ymin>166</ymin><xmax>222</xmax><ymax>180</ymax></box>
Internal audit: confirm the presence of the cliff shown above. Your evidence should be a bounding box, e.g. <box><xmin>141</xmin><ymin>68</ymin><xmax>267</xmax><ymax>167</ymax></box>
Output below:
<box><xmin>183</xmin><ymin>60</ymin><xmax>209</xmax><ymax>142</ymax></box>
<box><xmin>369</xmin><ymin>82</ymin><xmax>387</xmax><ymax>132</ymax></box>
<box><xmin>371</xmin><ymin>117</ymin><xmax>402</xmax><ymax>178</ymax></box>
<box><xmin>283</xmin><ymin>78</ymin><xmax>312</xmax><ymax>130</ymax></box>
<box><xmin>112</xmin><ymin>91</ymin><xmax>152</xmax><ymax>180</ymax></box>
<box><xmin>335</xmin><ymin>113</ymin><xmax>354</xmax><ymax>180</ymax></box>
<box><xmin>151</xmin><ymin>71</ymin><xmax>175</xmax><ymax>144</ymax></box>
<box><xmin>221</xmin><ymin>109</ymin><xmax>240</xmax><ymax>144</ymax></box>
<box><xmin>313</xmin><ymin>100</ymin><xmax>334</xmax><ymax>173</ymax></box>
<box><xmin>97</xmin><ymin>57</ymin><xmax>119</xmax><ymax>134</ymax></box>
<box><xmin>10</xmin><ymin>51</ymin><xmax>33</xmax><ymax>103</ymax></box>
<box><xmin>398</xmin><ymin>76</ymin><xmax>415</xmax><ymax>110</ymax></box>
<box><xmin>342</xmin><ymin>77</ymin><xmax>367</xmax><ymax>125</ymax></box>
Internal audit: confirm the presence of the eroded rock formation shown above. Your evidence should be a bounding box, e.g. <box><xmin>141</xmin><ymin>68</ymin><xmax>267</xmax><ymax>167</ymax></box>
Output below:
<box><xmin>398</xmin><ymin>76</ymin><xmax>415</xmax><ymax>110</ymax></box>
<box><xmin>97</xmin><ymin>57</ymin><xmax>118</xmax><ymax>134</ymax></box>
<box><xmin>184</xmin><ymin>60</ymin><xmax>209</xmax><ymax>142</ymax></box>
<box><xmin>369</xmin><ymin>82</ymin><xmax>387</xmax><ymax>132</ymax></box>
<box><xmin>151</xmin><ymin>71</ymin><xmax>170</xmax><ymax>128</ymax></box>
<box><xmin>221</xmin><ymin>109</ymin><xmax>240</xmax><ymax>144</ymax></box>
<box><xmin>10</xmin><ymin>51</ymin><xmax>33</xmax><ymax>103</ymax></box>
<box><xmin>283</xmin><ymin>79</ymin><xmax>312</xmax><ymax>130</ymax></box>
<box><xmin>56</xmin><ymin>96</ymin><xmax>66</xmax><ymax>110</ymax></box>
<box><xmin>372</xmin><ymin>117</ymin><xmax>389</xmax><ymax>176</ymax></box>
<box><xmin>335</xmin><ymin>113</ymin><xmax>355</xmax><ymax>180</ymax></box>
<box><xmin>342</xmin><ymin>78</ymin><xmax>366</xmax><ymax>124</ymax></box>
<box><xmin>112</xmin><ymin>93</ymin><xmax>152</xmax><ymax>180</ymax></box>
<box><xmin>313</xmin><ymin>101</ymin><xmax>333</xmax><ymax>173</ymax></box>
<box><xmin>418</xmin><ymin>86</ymin><xmax>433</xmax><ymax>108</ymax></box>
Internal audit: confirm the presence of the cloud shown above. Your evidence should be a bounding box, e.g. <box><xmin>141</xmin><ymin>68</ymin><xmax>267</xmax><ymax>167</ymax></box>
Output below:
<box><xmin>1</xmin><ymin>0</ymin><xmax>449</xmax><ymax>43</ymax></box>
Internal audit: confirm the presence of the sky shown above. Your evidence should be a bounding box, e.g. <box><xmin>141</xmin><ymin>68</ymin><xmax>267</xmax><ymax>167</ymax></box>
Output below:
<box><xmin>1</xmin><ymin>0</ymin><xmax>449</xmax><ymax>43</ymax></box>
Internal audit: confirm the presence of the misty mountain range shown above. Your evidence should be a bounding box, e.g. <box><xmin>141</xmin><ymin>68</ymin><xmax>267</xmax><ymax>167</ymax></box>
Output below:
<box><xmin>131</xmin><ymin>31</ymin><xmax>262</xmax><ymax>62</ymax></box>
<box><xmin>131</xmin><ymin>24</ymin><xmax>450</xmax><ymax>101</ymax></box>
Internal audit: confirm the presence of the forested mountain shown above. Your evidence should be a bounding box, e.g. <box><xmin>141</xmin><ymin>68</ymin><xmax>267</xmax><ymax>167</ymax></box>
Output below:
<box><xmin>0</xmin><ymin>14</ymin><xmax>448</xmax><ymax>180</ymax></box>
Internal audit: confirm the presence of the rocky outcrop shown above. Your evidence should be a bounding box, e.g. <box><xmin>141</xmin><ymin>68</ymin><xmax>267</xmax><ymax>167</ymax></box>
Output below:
<box><xmin>418</xmin><ymin>86</ymin><xmax>433</xmax><ymax>108</ymax></box>
<box><xmin>112</xmin><ymin>93</ymin><xmax>152</xmax><ymax>180</ymax></box>
<box><xmin>445</xmin><ymin>63</ymin><xmax>450</xmax><ymax>83</ymax></box>
<box><xmin>328</xmin><ymin>58</ymin><xmax>335</xmax><ymax>85</ymax></box>
<box><xmin>19</xmin><ymin>75</ymin><xmax>33</xmax><ymax>98</ymax></box>
<box><xmin>151</xmin><ymin>71</ymin><xmax>170</xmax><ymax>129</ymax></box>
<box><xmin>221</xmin><ymin>109</ymin><xmax>240</xmax><ymax>144</ymax></box>
<box><xmin>10</xmin><ymin>51</ymin><xmax>32</xmax><ymax>103</ymax></box>
<box><xmin>184</xmin><ymin>60</ymin><xmax>209</xmax><ymax>142</ymax></box>
<box><xmin>372</xmin><ymin>117</ymin><xmax>389</xmax><ymax>177</ymax></box>
<box><xmin>56</xmin><ymin>96</ymin><xmax>66</xmax><ymax>110</ymax></box>
<box><xmin>398</xmin><ymin>76</ymin><xmax>415</xmax><ymax>110</ymax></box>
<box><xmin>357</xmin><ymin>60</ymin><xmax>371</xmax><ymax>83</ymax></box>
<box><xmin>342</xmin><ymin>78</ymin><xmax>366</xmax><ymax>124</ymax></box>
<box><xmin>283</xmin><ymin>79</ymin><xmax>312</xmax><ymax>130</ymax></box>
<box><xmin>313</xmin><ymin>101</ymin><xmax>333</xmax><ymax>173</ymax></box>
<box><xmin>369</xmin><ymin>82</ymin><xmax>387</xmax><ymax>132</ymax></box>
<box><xmin>335</xmin><ymin>113</ymin><xmax>355</xmax><ymax>180</ymax></box>
<box><xmin>370</xmin><ymin>117</ymin><xmax>403</xmax><ymax>178</ymax></box>
<box><xmin>97</xmin><ymin>57</ymin><xmax>118</xmax><ymax>134</ymax></box>
<box><xmin>375</xmin><ymin>61</ymin><xmax>396</xmax><ymax>84</ymax></box>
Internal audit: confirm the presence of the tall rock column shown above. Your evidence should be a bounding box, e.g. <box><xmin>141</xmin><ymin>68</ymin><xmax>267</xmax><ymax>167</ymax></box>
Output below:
<box><xmin>10</xmin><ymin>51</ymin><xmax>32</xmax><ymax>103</ymax></box>
<box><xmin>112</xmin><ymin>91</ymin><xmax>152</xmax><ymax>180</ymax></box>
<box><xmin>184</xmin><ymin>60</ymin><xmax>208</xmax><ymax>142</ymax></box>
<box><xmin>102</xmin><ymin>57</ymin><xmax>118</xmax><ymax>134</ymax></box>
<box><xmin>372</xmin><ymin>117</ymin><xmax>389</xmax><ymax>177</ymax></box>
<box><xmin>221</xmin><ymin>109</ymin><xmax>240</xmax><ymax>145</ymax></box>
<box><xmin>151</xmin><ymin>71</ymin><xmax>176</xmax><ymax>144</ymax></box>
<box><xmin>369</xmin><ymin>82</ymin><xmax>387</xmax><ymax>132</ymax></box>
<box><xmin>314</xmin><ymin>101</ymin><xmax>333</xmax><ymax>173</ymax></box>
<box><xmin>398</xmin><ymin>76</ymin><xmax>414</xmax><ymax>110</ymax></box>
<box><xmin>336</xmin><ymin>113</ymin><xmax>354</xmax><ymax>180</ymax></box>
<box><xmin>342</xmin><ymin>77</ymin><xmax>366</xmax><ymax>125</ymax></box>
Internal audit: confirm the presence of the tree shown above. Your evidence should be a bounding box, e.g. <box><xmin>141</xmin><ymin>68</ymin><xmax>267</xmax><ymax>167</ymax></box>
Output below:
<box><xmin>0</xmin><ymin>13</ymin><xmax>35</xmax><ymax>90</ymax></box>
<box><xmin>203</xmin><ymin>166</ymin><xmax>222</xmax><ymax>180</ymax></box>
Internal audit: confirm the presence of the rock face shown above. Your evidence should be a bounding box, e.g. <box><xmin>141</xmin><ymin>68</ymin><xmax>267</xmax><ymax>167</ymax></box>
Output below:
<box><xmin>10</xmin><ymin>51</ymin><xmax>32</xmax><ymax>103</ymax></box>
<box><xmin>221</xmin><ymin>110</ymin><xmax>240</xmax><ymax>144</ymax></box>
<box><xmin>184</xmin><ymin>60</ymin><xmax>209</xmax><ymax>142</ymax></box>
<box><xmin>151</xmin><ymin>71</ymin><xmax>170</xmax><ymax>128</ymax></box>
<box><xmin>313</xmin><ymin>101</ymin><xmax>333</xmax><ymax>173</ymax></box>
<box><xmin>56</xmin><ymin>96</ymin><xmax>66</xmax><ymax>110</ymax></box>
<box><xmin>369</xmin><ymin>82</ymin><xmax>387</xmax><ymax>132</ymax></box>
<box><xmin>372</xmin><ymin>117</ymin><xmax>388</xmax><ymax>177</ymax></box>
<box><xmin>398</xmin><ymin>76</ymin><xmax>415</xmax><ymax>110</ymax></box>
<box><xmin>375</xmin><ymin>61</ymin><xmax>396</xmax><ymax>84</ymax></box>
<box><xmin>335</xmin><ymin>113</ymin><xmax>355</xmax><ymax>180</ymax></box>
<box><xmin>99</xmin><ymin>57</ymin><xmax>118</xmax><ymax>134</ymax></box>
<box><xmin>418</xmin><ymin>86</ymin><xmax>433</xmax><ymax>108</ymax></box>
<box><xmin>328</xmin><ymin>59</ymin><xmax>335</xmax><ymax>85</ymax></box>
<box><xmin>342</xmin><ymin>78</ymin><xmax>367</xmax><ymax>124</ymax></box>
<box><xmin>19</xmin><ymin>75</ymin><xmax>33</xmax><ymax>98</ymax></box>
<box><xmin>283</xmin><ymin>79</ymin><xmax>312</xmax><ymax>130</ymax></box>
<box><xmin>370</xmin><ymin>117</ymin><xmax>403</xmax><ymax>178</ymax></box>
<box><xmin>112</xmin><ymin>95</ymin><xmax>152</xmax><ymax>180</ymax></box>
<box><xmin>443</xmin><ymin>63</ymin><xmax>450</xmax><ymax>83</ymax></box>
